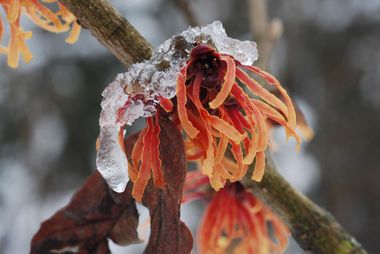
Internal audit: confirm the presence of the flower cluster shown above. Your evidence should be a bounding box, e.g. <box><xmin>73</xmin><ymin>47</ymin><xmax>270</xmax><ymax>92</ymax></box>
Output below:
<box><xmin>97</xmin><ymin>22</ymin><xmax>303</xmax><ymax>203</ymax></box>
<box><xmin>0</xmin><ymin>0</ymin><xmax>80</xmax><ymax>68</ymax></box>
<box><xmin>183</xmin><ymin>171</ymin><xmax>289</xmax><ymax>254</ymax></box>
<box><xmin>177</xmin><ymin>44</ymin><xmax>300</xmax><ymax>191</ymax></box>
<box><xmin>120</xmin><ymin>42</ymin><xmax>300</xmax><ymax>201</ymax></box>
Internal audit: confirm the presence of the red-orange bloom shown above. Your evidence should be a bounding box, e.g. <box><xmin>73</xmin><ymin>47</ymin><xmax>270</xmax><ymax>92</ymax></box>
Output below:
<box><xmin>176</xmin><ymin>44</ymin><xmax>300</xmax><ymax>190</ymax></box>
<box><xmin>126</xmin><ymin>43</ymin><xmax>300</xmax><ymax>201</ymax></box>
<box><xmin>0</xmin><ymin>0</ymin><xmax>80</xmax><ymax>68</ymax></box>
<box><xmin>183</xmin><ymin>172</ymin><xmax>289</xmax><ymax>254</ymax></box>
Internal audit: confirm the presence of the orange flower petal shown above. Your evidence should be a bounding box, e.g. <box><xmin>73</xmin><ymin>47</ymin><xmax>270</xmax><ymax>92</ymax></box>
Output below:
<box><xmin>1</xmin><ymin>0</ymin><xmax>80</xmax><ymax>67</ymax></box>
<box><xmin>7</xmin><ymin>0</ymin><xmax>20</xmax><ymax>23</ymax></box>
<box><xmin>65</xmin><ymin>21</ymin><xmax>81</xmax><ymax>44</ymax></box>
<box><xmin>236</xmin><ymin>67</ymin><xmax>289</xmax><ymax>120</ymax></box>
<box><xmin>132</xmin><ymin>122</ymin><xmax>152</xmax><ymax>202</ymax></box>
<box><xmin>176</xmin><ymin>68</ymin><xmax>200</xmax><ymax>139</ymax></box>
<box><xmin>231</xmin><ymin>84</ymin><xmax>268</xmax><ymax>151</ymax></box>
<box><xmin>207</xmin><ymin>114</ymin><xmax>246</xmax><ymax>143</ymax></box>
<box><xmin>253</xmin><ymin>99</ymin><xmax>301</xmax><ymax>150</ymax></box>
<box><xmin>149</xmin><ymin>117</ymin><xmax>165</xmax><ymax>188</ymax></box>
<box><xmin>244</xmin><ymin>65</ymin><xmax>297</xmax><ymax>129</ymax></box>
<box><xmin>215</xmin><ymin>135</ymin><xmax>228</xmax><ymax>163</ymax></box>
<box><xmin>209</xmin><ymin>55</ymin><xmax>236</xmax><ymax>109</ymax></box>
<box><xmin>131</xmin><ymin>130</ymin><xmax>144</xmax><ymax>169</ymax></box>
<box><xmin>192</xmin><ymin>73</ymin><xmax>215</xmax><ymax>176</ymax></box>
<box><xmin>252</xmin><ymin>151</ymin><xmax>265</xmax><ymax>181</ymax></box>
<box><xmin>158</xmin><ymin>96</ymin><xmax>174</xmax><ymax>112</ymax></box>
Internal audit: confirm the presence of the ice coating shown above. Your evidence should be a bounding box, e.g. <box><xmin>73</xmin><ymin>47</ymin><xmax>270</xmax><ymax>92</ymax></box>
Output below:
<box><xmin>96</xmin><ymin>21</ymin><xmax>258</xmax><ymax>193</ymax></box>
<box><xmin>96</xmin><ymin>126</ymin><xmax>129</xmax><ymax>193</ymax></box>
<box><xmin>177</xmin><ymin>20</ymin><xmax>258</xmax><ymax>65</ymax></box>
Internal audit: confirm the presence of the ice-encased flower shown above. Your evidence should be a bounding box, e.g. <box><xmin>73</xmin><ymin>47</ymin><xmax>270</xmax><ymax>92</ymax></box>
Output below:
<box><xmin>96</xmin><ymin>21</ymin><xmax>299</xmax><ymax>198</ymax></box>
<box><xmin>97</xmin><ymin>21</ymin><xmax>260</xmax><ymax>194</ymax></box>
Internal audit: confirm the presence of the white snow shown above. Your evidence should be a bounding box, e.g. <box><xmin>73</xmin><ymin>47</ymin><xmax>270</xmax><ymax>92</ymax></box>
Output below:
<box><xmin>96</xmin><ymin>21</ymin><xmax>259</xmax><ymax>192</ymax></box>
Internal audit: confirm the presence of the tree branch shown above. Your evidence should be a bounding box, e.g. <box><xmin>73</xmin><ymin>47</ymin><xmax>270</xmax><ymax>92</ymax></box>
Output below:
<box><xmin>59</xmin><ymin>0</ymin><xmax>153</xmax><ymax>67</ymax></box>
<box><xmin>242</xmin><ymin>156</ymin><xmax>367</xmax><ymax>254</ymax></box>
<box><xmin>246</xmin><ymin>1</ymin><xmax>365</xmax><ymax>253</ymax></box>
<box><xmin>59</xmin><ymin>0</ymin><xmax>368</xmax><ymax>253</ymax></box>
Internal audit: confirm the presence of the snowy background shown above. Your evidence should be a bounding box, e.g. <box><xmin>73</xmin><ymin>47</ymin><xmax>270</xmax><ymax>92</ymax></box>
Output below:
<box><xmin>1</xmin><ymin>0</ymin><xmax>380</xmax><ymax>253</ymax></box>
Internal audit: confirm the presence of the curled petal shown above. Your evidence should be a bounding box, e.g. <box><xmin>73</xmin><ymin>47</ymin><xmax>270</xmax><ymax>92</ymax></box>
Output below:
<box><xmin>197</xmin><ymin>183</ymin><xmax>289</xmax><ymax>253</ymax></box>
<box><xmin>253</xmin><ymin>99</ymin><xmax>301</xmax><ymax>150</ymax></box>
<box><xmin>65</xmin><ymin>21</ymin><xmax>81</xmax><ymax>44</ymax></box>
<box><xmin>7</xmin><ymin>0</ymin><xmax>20</xmax><ymax>23</ymax></box>
<box><xmin>131</xmin><ymin>116</ymin><xmax>166</xmax><ymax>202</ymax></box>
<box><xmin>158</xmin><ymin>96</ymin><xmax>174</xmax><ymax>112</ymax></box>
<box><xmin>192</xmin><ymin>73</ymin><xmax>215</xmax><ymax>176</ymax></box>
<box><xmin>25</xmin><ymin>2</ymin><xmax>65</xmax><ymax>32</ymax></box>
<box><xmin>132</xmin><ymin>124</ymin><xmax>152</xmax><ymax>202</ymax></box>
<box><xmin>209</xmin><ymin>55</ymin><xmax>236</xmax><ymax>109</ymax></box>
<box><xmin>229</xmin><ymin>143</ymin><xmax>245</xmax><ymax>180</ymax></box>
<box><xmin>150</xmin><ymin>116</ymin><xmax>165</xmax><ymax>188</ymax></box>
<box><xmin>243</xmin><ymin>65</ymin><xmax>297</xmax><ymax>129</ymax></box>
<box><xmin>1</xmin><ymin>0</ymin><xmax>80</xmax><ymax>67</ymax></box>
<box><xmin>176</xmin><ymin>68</ymin><xmax>200</xmax><ymax>139</ymax></box>
<box><xmin>231</xmin><ymin>84</ymin><xmax>268</xmax><ymax>151</ymax></box>
<box><xmin>252</xmin><ymin>151</ymin><xmax>265</xmax><ymax>181</ymax></box>
<box><xmin>236</xmin><ymin>68</ymin><xmax>289</xmax><ymax>120</ymax></box>
<box><xmin>206</xmin><ymin>114</ymin><xmax>246</xmax><ymax>143</ymax></box>
<box><xmin>215</xmin><ymin>135</ymin><xmax>228</xmax><ymax>164</ymax></box>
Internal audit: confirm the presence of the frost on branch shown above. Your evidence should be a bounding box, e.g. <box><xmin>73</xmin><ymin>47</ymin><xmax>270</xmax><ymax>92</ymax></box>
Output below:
<box><xmin>96</xmin><ymin>21</ymin><xmax>258</xmax><ymax>193</ymax></box>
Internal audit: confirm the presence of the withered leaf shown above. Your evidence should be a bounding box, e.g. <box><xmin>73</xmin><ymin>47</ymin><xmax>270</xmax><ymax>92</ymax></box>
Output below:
<box><xmin>125</xmin><ymin>116</ymin><xmax>193</xmax><ymax>254</ymax></box>
<box><xmin>30</xmin><ymin>170</ymin><xmax>140</xmax><ymax>254</ymax></box>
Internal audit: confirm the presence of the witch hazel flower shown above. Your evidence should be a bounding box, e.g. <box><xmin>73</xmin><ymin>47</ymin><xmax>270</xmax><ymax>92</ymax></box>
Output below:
<box><xmin>0</xmin><ymin>0</ymin><xmax>80</xmax><ymax>68</ymax></box>
<box><xmin>96</xmin><ymin>21</ymin><xmax>301</xmax><ymax>201</ymax></box>
<box><xmin>183</xmin><ymin>171</ymin><xmax>289</xmax><ymax>254</ymax></box>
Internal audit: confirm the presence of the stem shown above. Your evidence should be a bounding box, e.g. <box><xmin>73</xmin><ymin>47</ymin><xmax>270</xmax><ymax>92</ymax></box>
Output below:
<box><xmin>170</xmin><ymin>0</ymin><xmax>199</xmax><ymax>27</ymax></box>
<box><xmin>59</xmin><ymin>0</ymin><xmax>153</xmax><ymax>67</ymax></box>
<box><xmin>248</xmin><ymin>0</ymin><xmax>283</xmax><ymax>69</ymax></box>
<box><xmin>59</xmin><ymin>0</ymin><xmax>368</xmax><ymax>253</ymax></box>
<box><xmin>242</xmin><ymin>156</ymin><xmax>367</xmax><ymax>254</ymax></box>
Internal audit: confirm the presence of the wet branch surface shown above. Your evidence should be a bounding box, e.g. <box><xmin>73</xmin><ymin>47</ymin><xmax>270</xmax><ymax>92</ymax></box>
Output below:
<box><xmin>55</xmin><ymin>0</ymin><xmax>367</xmax><ymax>253</ymax></box>
<box><xmin>242</xmin><ymin>157</ymin><xmax>367</xmax><ymax>254</ymax></box>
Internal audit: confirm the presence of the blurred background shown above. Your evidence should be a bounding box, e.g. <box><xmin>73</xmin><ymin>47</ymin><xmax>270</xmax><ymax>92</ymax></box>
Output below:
<box><xmin>1</xmin><ymin>0</ymin><xmax>380</xmax><ymax>253</ymax></box>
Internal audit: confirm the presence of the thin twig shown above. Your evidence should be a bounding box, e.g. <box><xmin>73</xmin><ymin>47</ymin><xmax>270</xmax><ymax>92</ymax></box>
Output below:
<box><xmin>248</xmin><ymin>0</ymin><xmax>283</xmax><ymax>69</ymax></box>
<box><xmin>171</xmin><ymin>0</ymin><xmax>199</xmax><ymax>27</ymax></box>
<box><xmin>59</xmin><ymin>0</ymin><xmax>368</xmax><ymax>253</ymax></box>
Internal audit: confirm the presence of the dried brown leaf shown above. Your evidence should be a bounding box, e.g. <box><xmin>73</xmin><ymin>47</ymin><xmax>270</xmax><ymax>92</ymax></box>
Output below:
<box><xmin>125</xmin><ymin>116</ymin><xmax>193</xmax><ymax>254</ymax></box>
<box><xmin>30</xmin><ymin>171</ymin><xmax>139</xmax><ymax>254</ymax></box>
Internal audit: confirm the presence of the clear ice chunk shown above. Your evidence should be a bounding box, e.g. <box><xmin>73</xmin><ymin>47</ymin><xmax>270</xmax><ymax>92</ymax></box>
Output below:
<box><xmin>177</xmin><ymin>21</ymin><xmax>258</xmax><ymax>65</ymax></box>
<box><xmin>96</xmin><ymin>21</ymin><xmax>259</xmax><ymax>193</ymax></box>
<box><xmin>96</xmin><ymin>126</ymin><xmax>129</xmax><ymax>193</ymax></box>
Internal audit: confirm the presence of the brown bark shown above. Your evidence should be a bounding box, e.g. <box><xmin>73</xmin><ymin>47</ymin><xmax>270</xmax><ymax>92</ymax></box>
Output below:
<box><xmin>59</xmin><ymin>0</ymin><xmax>153</xmax><ymax>67</ymax></box>
<box><xmin>242</xmin><ymin>156</ymin><xmax>367</xmax><ymax>254</ymax></box>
